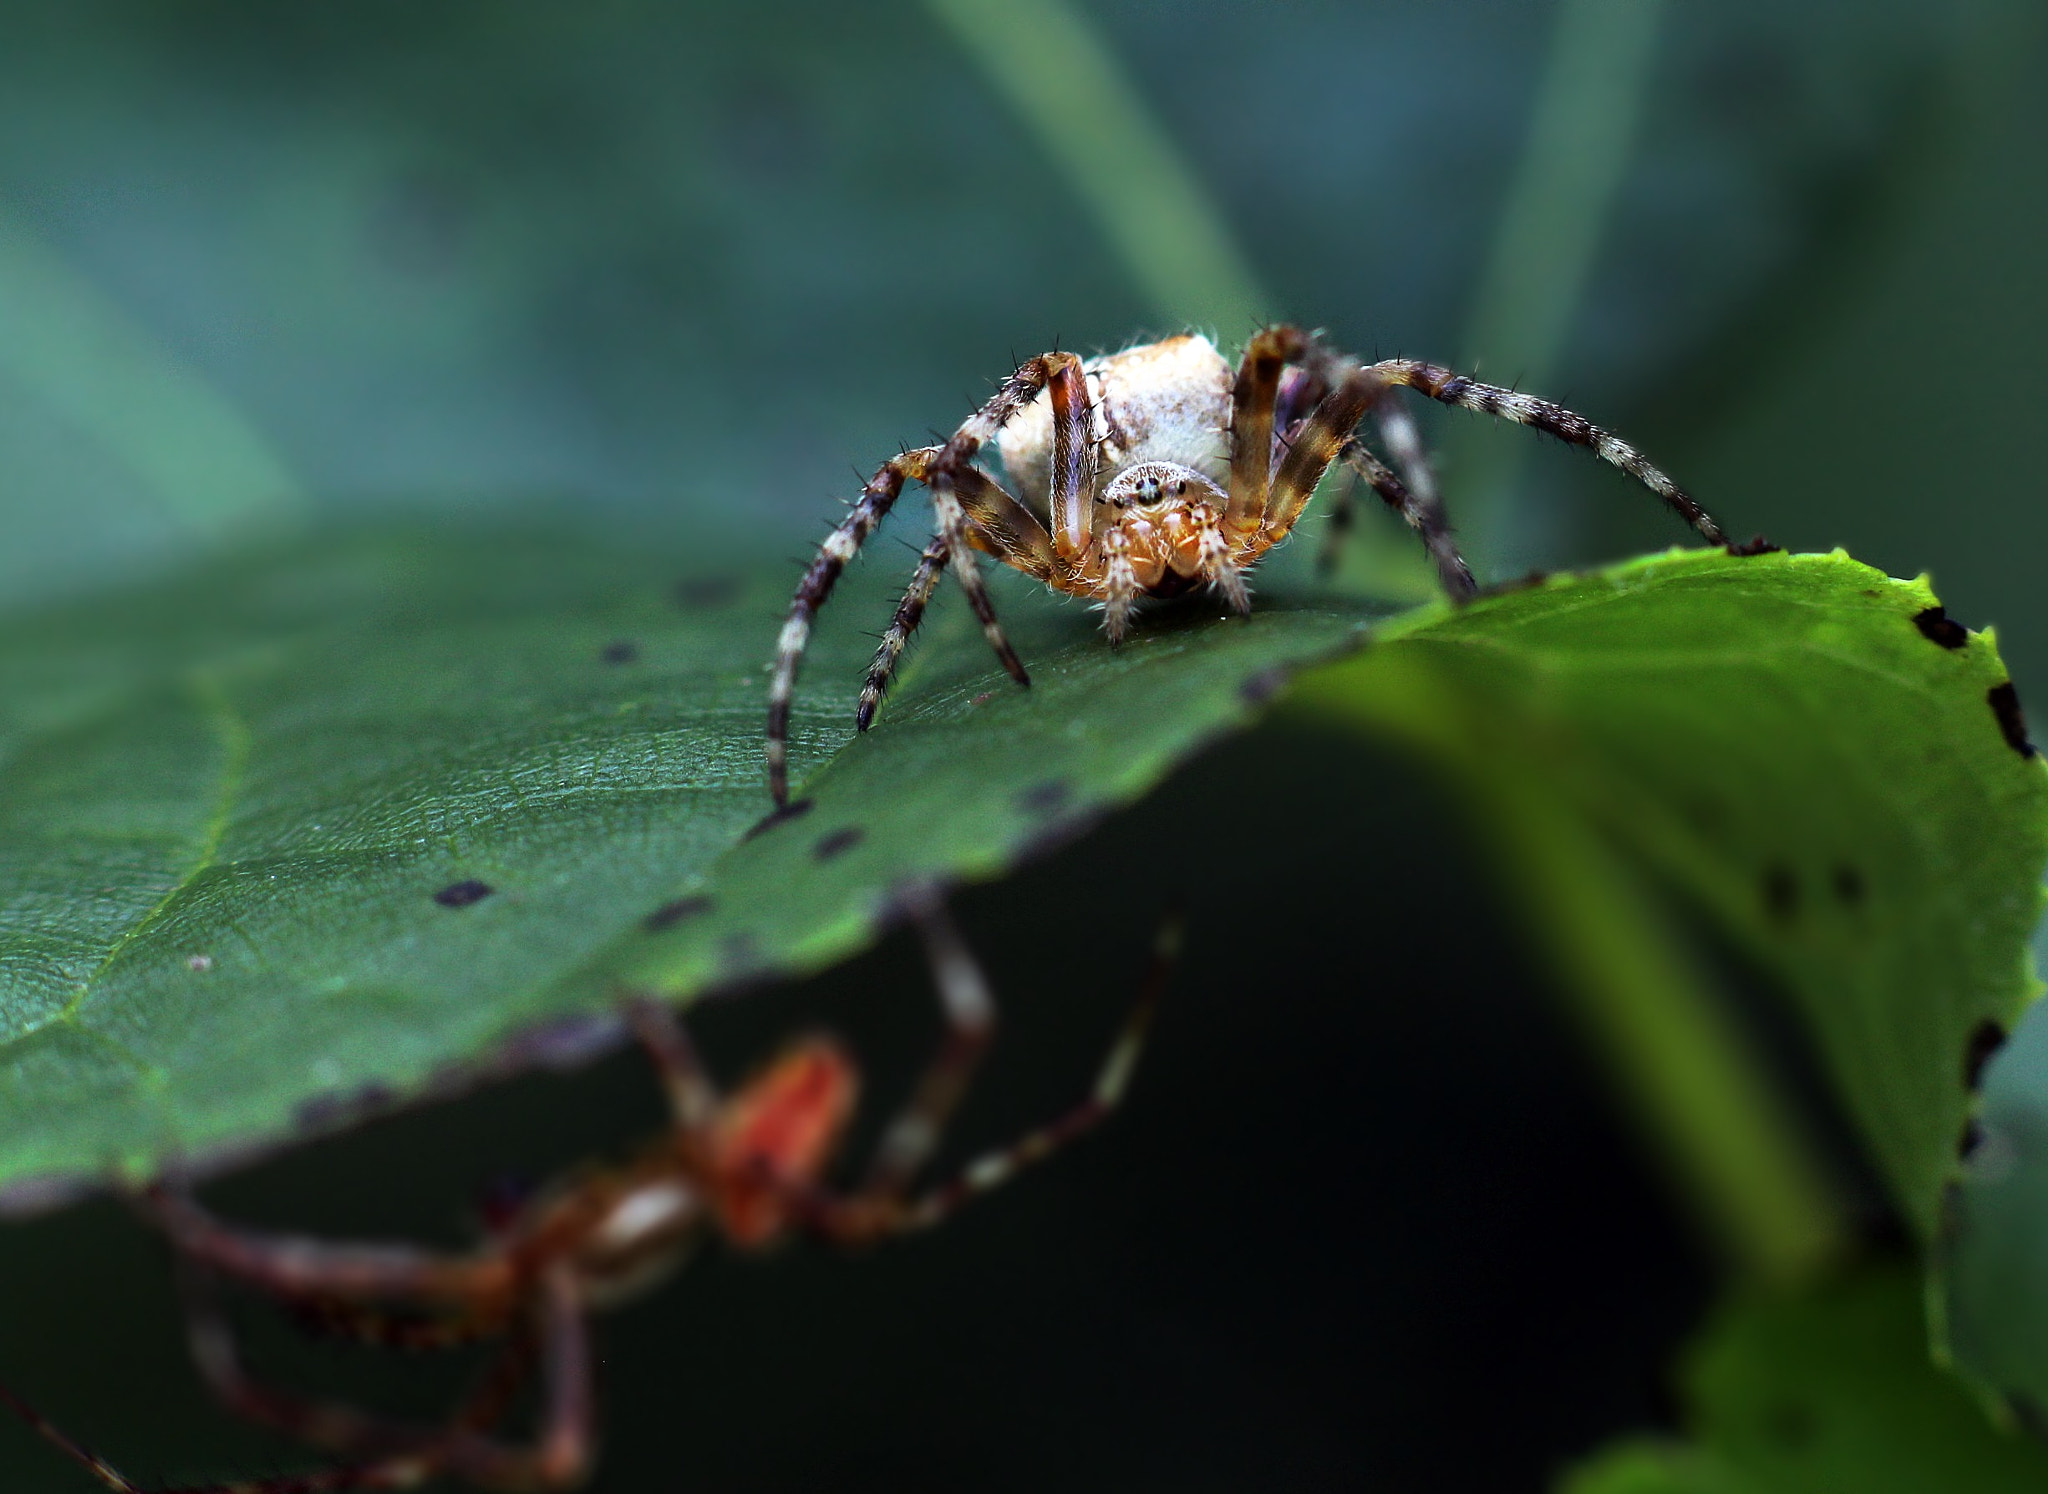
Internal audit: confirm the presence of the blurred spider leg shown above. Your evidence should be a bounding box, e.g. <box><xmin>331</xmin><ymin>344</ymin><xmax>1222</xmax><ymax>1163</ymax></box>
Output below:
<box><xmin>176</xmin><ymin>1261</ymin><xmax>463</xmax><ymax>1477</ymax></box>
<box><xmin>145</xmin><ymin>1185</ymin><xmax>514</xmax><ymax>1313</ymax></box>
<box><xmin>859</xmin><ymin>896</ymin><xmax>1001</xmax><ymax>1199</ymax></box>
<box><xmin>1336</xmin><ymin>437</ymin><xmax>1477</xmax><ymax>601</ymax></box>
<box><xmin>0</xmin><ymin>1380</ymin><xmax>148</xmax><ymax>1494</ymax></box>
<box><xmin>167</xmin><ymin>1262</ymin><xmax>576</xmax><ymax>1493</ymax></box>
<box><xmin>884</xmin><ymin>907</ymin><xmax>1182</xmax><ymax>1234</ymax></box>
<box><xmin>766</xmin><ymin>449</ymin><xmax>925</xmax><ymax>806</ymax></box>
<box><xmin>624</xmin><ymin>995</ymin><xmax>723</xmax><ymax>1131</ymax></box>
<box><xmin>1316</xmin><ymin>467</ymin><xmax>1361</xmax><ymax>578</ymax></box>
<box><xmin>437</xmin><ymin>1268</ymin><xmax>594</xmax><ymax>1491</ymax></box>
<box><xmin>1224</xmin><ymin>324</ymin><xmax>1316</xmax><ymax>538</ymax></box>
<box><xmin>1375</xmin><ymin>398</ymin><xmax>1438</xmax><ymax>516</ymax></box>
<box><xmin>1369</xmin><ymin>360</ymin><xmax>1727</xmax><ymax>544</ymax></box>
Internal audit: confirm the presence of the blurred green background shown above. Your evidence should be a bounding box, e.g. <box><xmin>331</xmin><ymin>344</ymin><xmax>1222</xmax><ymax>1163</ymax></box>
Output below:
<box><xmin>2</xmin><ymin>1</ymin><xmax>2045</xmax><ymax>1489</ymax></box>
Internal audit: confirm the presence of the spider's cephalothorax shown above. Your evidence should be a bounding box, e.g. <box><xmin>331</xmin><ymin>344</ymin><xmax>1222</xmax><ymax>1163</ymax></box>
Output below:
<box><xmin>0</xmin><ymin>904</ymin><xmax>1178</xmax><ymax>1493</ymax></box>
<box><xmin>765</xmin><ymin>325</ymin><xmax>1730</xmax><ymax>806</ymax></box>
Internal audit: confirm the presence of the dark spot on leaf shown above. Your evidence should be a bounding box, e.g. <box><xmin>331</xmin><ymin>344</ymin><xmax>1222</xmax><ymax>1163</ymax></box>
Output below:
<box><xmin>1831</xmin><ymin>864</ymin><xmax>1865</xmax><ymax>906</ymax></box>
<box><xmin>676</xmin><ymin>576</ymin><xmax>740</xmax><ymax>609</ymax></box>
<box><xmin>1018</xmin><ymin>780</ymin><xmax>1073</xmax><ymax>816</ymax></box>
<box><xmin>1988</xmin><ymin>682</ymin><xmax>2035</xmax><ymax>757</ymax></box>
<box><xmin>1762</xmin><ymin>1401</ymin><xmax>1814</xmax><ymax>1448</ymax></box>
<box><xmin>644</xmin><ymin>895</ymin><xmax>714</xmax><ymax>932</ymax></box>
<box><xmin>1725</xmin><ymin>535</ymin><xmax>1782</xmax><ymax>557</ymax></box>
<box><xmin>1959</xmin><ymin>1116</ymin><xmax>1985</xmax><ymax>1162</ymax></box>
<box><xmin>1761</xmin><ymin>863</ymin><xmax>1799</xmax><ymax>923</ymax></box>
<box><xmin>434</xmin><ymin>879</ymin><xmax>494</xmax><ymax>908</ymax></box>
<box><xmin>600</xmin><ymin>639</ymin><xmax>640</xmax><ymax>664</ymax></box>
<box><xmin>814</xmin><ymin>827</ymin><xmax>864</xmax><ymax>862</ymax></box>
<box><xmin>1240</xmin><ymin>667</ymin><xmax>1288</xmax><ymax>705</ymax></box>
<box><xmin>745</xmin><ymin>799</ymin><xmax>814</xmax><ymax>840</ymax></box>
<box><xmin>1965</xmin><ymin>1019</ymin><xmax>2008</xmax><ymax>1092</ymax></box>
<box><xmin>1912</xmin><ymin>607</ymin><xmax>1968</xmax><ymax>649</ymax></box>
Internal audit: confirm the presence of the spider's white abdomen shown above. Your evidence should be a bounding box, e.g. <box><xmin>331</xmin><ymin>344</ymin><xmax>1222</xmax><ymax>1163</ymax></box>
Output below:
<box><xmin>997</xmin><ymin>333</ymin><xmax>1232</xmax><ymax>514</ymax></box>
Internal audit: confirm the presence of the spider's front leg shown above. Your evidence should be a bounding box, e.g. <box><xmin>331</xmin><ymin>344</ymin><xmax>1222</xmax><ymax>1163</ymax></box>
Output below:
<box><xmin>765</xmin><ymin>352</ymin><xmax>1082</xmax><ymax>807</ymax></box>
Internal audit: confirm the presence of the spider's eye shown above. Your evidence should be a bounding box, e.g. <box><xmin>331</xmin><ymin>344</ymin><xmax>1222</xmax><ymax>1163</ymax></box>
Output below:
<box><xmin>1172</xmin><ymin>479</ymin><xmax>1188</xmax><ymax>496</ymax></box>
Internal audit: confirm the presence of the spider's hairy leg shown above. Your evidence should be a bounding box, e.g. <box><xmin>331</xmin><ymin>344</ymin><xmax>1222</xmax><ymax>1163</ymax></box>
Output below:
<box><xmin>1225</xmin><ymin>324</ymin><xmax>1316</xmax><ymax>538</ymax></box>
<box><xmin>1337</xmin><ymin>437</ymin><xmax>1478</xmax><ymax>601</ymax></box>
<box><xmin>1258</xmin><ymin>361</ymin><xmax>1384</xmax><ymax>547</ymax></box>
<box><xmin>1316</xmin><ymin>468</ymin><xmax>1360</xmax><ymax>578</ymax></box>
<box><xmin>858</xmin><ymin>533</ymin><xmax>948</xmax><ymax>733</ymax></box>
<box><xmin>1043</xmin><ymin>353</ymin><xmax>1098</xmax><ymax>562</ymax></box>
<box><xmin>858</xmin><ymin>466</ymin><xmax>1056</xmax><ymax>733</ymax></box>
<box><xmin>766</xmin><ymin>451</ymin><xmax>924</xmax><ymax>807</ymax></box>
<box><xmin>1370</xmin><ymin>360</ymin><xmax>1728</xmax><ymax>545</ymax></box>
<box><xmin>925</xmin><ymin>352</ymin><xmax>1089</xmax><ymax>691</ymax></box>
<box><xmin>1374</xmin><ymin>398</ymin><xmax>1441</xmax><ymax>534</ymax></box>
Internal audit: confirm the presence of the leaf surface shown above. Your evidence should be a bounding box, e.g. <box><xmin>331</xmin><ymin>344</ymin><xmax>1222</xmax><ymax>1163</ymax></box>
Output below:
<box><xmin>4</xmin><ymin>528</ymin><xmax>2043</xmax><ymax>1234</ymax></box>
<box><xmin>1560</xmin><ymin>1267</ymin><xmax>2048</xmax><ymax>1494</ymax></box>
<box><xmin>1296</xmin><ymin>548</ymin><xmax>2048</xmax><ymax>1242</ymax></box>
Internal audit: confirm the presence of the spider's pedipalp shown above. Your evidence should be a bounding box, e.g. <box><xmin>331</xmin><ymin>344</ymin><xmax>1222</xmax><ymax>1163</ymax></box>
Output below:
<box><xmin>1372</xmin><ymin>359</ymin><xmax>1727</xmax><ymax>545</ymax></box>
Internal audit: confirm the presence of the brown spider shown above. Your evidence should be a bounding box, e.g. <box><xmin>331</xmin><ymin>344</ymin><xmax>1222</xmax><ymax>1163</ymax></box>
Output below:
<box><xmin>2</xmin><ymin>901</ymin><xmax>1175</xmax><ymax>1492</ymax></box>
<box><xmin>765</xmin><ymin>325</ymin><xmax>1728</xmax><ymax>805</ymax></box>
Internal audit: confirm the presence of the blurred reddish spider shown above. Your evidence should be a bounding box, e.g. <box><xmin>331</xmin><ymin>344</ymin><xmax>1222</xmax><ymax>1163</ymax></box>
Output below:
<box><xmin>2</xmin><ymin>899</ymin><xmax>1176</xmax><ymax>1492</ymax></box>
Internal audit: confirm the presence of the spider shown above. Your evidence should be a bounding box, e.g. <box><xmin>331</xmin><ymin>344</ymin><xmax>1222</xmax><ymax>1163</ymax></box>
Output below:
<box><xmin>765</xmin><ymin>325</ymin><xmax>1728</xmax><ymax>805</ymax></box>
<box><xmin>1</xmin><ymin>899</ymin><xmax>1176</xmax><ymax>1493</ymax></box>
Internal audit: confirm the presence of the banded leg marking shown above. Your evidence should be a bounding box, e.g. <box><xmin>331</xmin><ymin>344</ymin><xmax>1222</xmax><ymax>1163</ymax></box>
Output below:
<box><xmin>1226</xmin><ymin>325</ymin><xmax>1315</xmax><ymax>538</ymax></box>
<box><xmin>1338</xmin><ymin>437</ymin><xmax>1478</xmax><ymax>601</ymax></box>
<box><xmin>1370</xmin><ymin>359</ymin><xmax>1727</xmax><ymax>544</ymax></box>
<box><xmin>857</xmin><ymin>534</ymin><xmax>949</xmax><ymax>732</ymax></box>
<box><xmin>766</xmin><ymin>454</ymin><xmax>918</xmax><ymax>806</ymax></box>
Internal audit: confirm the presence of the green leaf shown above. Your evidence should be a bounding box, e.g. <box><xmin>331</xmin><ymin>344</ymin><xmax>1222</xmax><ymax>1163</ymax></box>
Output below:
<box><xmin>0</xmin><ymin>517</ymin><xmax>1377</xmax><ymax>1201</ymax></box>
<box><xmin>1295</xmin><ymin>547</ymin><xmax>2048</xmax><ymax>1250</ymax></box>
<box><xmin>1937</xmin><ymin>978</ymin><xmax>2048</xmax><ymax>1415</ymax></box>
<box><xmin>6</xmin><ymin>528</ymin><xmax>2043</xmax><ymax>1242</ymax></box>
<box><xmin>1559</xmin><ymin>1266</ymin><xmax>2048</xmax><ymax>1494</ymax></box>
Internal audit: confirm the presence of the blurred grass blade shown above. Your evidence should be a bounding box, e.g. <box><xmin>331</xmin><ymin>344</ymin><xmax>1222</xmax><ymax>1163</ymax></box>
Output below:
<box><xmin>923</xmin><ymin>0</ymin><xmax>1272</xmax><ymax>330</ymax></box>
<box><xmin>1294</xmin><ymin>642</ymin><xmax>1845</xmax><ymax>1283</ymax></box>
<box><xmin>1447</xmin><ymin>0</ymin><xmax>1667</xmax><ymax>571</ymax></box>
<box><xmin>1561</xmin><ymin>1266</ymin><xmax>2048</xmax><ymax>1494</ymax></box>
<box><xmin>0</xmin><ymin>207</ymin><xmax>304</xmax><ymax>537</ymax></box>
<box><xmin>1294</xmin><ymin>548</ymin><xmax>2048</xmax><ymax>1265</ymax></box>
